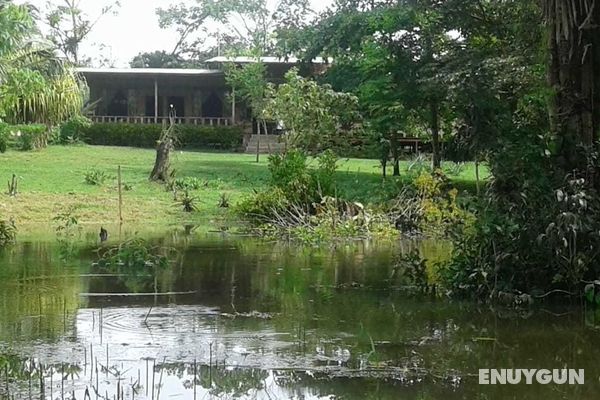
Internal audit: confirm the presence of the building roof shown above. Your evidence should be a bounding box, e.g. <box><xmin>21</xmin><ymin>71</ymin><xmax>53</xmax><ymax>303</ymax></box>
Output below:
<box><xmin>76</xmin><ymin>67</ymin><xmax>222</xmax><ymax>76</ymax></box>
<box><xmin>204</xmin><ymin>56</ymin><xmax>330</xmax><ymax>64</ymax></box>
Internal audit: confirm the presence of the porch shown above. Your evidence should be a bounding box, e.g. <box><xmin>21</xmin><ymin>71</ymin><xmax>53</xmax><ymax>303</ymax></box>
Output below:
<box><xmin>89</xmin><ymin>115</ymin><xmax>234</xmax><ymax>126</ymax></box>
<box><xmin>77</xmin><ymin>68</ymin><xmax>246</xmax><ymax>127</ymax></box>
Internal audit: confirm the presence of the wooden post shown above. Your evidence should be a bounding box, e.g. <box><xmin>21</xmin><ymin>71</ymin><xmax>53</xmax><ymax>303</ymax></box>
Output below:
<box><xmin>256</xmin><ymin>120</ymin><xmax>261</xmax><ymax>163</ymax></box>
<box><xmin>231</xmin><ymin>89</ymin><xmax>236</xmax><ymax>124</ymax></box>
<box><xmin>117</xmin><ymin>166</ymin><xmax>123</xmax><ymax>222</ymax></box>
<box><xmin>154</xmin><ymin>78</ymin><xmax>158</xmax><ymax>124</ymax></box>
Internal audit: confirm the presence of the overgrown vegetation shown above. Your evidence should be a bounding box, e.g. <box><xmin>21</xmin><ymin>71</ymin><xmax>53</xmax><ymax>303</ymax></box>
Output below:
<box><xmin>82</xmin><ymin>123</ymin><xmax>245</xmax><ymax>150</ymax></box>
<box><xmin>0</xmin><ymin>219</ymin><xmax>16</xmax><ymax>246</ymax></box>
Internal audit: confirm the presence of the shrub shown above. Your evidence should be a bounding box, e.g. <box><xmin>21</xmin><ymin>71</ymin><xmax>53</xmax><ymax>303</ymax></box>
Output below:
<box><xmin>1</xmin><ymin>124</ymin><xmax>48</xmax><ymax>150</ymax></box>
<box><xmin>0</xmin><ymin>123</ymin><xmax>8</xmax><ymax>153</ymax></box>
<box><xmin>174</xmin><ymin>177</ymin><xmax>203</xmax><ymax>191</ymax></box>
<box><xmin>235</xmin><ymin>188</ymin><xmax>290</xmax><ymax>223</ymax></box>
<box><xmin>0</xmin><ymin>219</ymin><xmax>17</xmax><ymax>246</ymax></box>
<box><xmin>84</xmin><ymin>168</ymin><xmax>112</xmax><ymax>185</ymax></box>
<box><xmin>82</xmin><ymin>123</ymin><xmax>245</xmax><ymax>150</ymax></box>
<box><xmin>218</xmin><ymin>192</ymin><xmax>231</xmax><ymax>208</ymax></box>
<box><xmin>178</xmin><ymin>189</ymin><xmax>198</xmax><ymax>212</ymax></box>
<box><xmin>267</xmin><ymin>149</ymin><xmax>338</xmax><ymax>206</ymax></box>
<box><xmin>59</xmin><ymin>115</ymin><xmax>92</xmax><ymax>144</ymax></box>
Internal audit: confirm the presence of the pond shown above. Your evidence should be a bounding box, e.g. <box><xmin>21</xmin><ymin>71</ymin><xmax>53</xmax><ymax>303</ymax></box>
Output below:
<box><xmin>0</xmin><ymin>228</ymin><xmax>598</xmax><ymax>399</ymax></box>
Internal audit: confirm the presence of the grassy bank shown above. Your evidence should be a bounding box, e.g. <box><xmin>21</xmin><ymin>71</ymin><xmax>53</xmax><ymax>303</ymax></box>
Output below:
<box><xmin>0</xmin><ymin>145</ymin><xmax>486</xmax><ymax>231</ymax></box>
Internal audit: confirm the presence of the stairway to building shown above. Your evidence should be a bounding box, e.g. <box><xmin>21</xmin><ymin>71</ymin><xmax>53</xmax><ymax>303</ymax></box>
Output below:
<box><xmin>244</xmin><ymin>134</ymin><xmax>286</xmax><ymax>154</ymax></box>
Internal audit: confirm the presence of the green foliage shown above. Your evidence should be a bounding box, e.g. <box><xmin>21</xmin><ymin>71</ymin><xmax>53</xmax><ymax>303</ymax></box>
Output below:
<box><xmin>82</xmin><ymin>123</ymin><xmax>245</xmax><ymax>150</ymax></box>
<box><xmin>5</xmin><ymin>124</ymin><xmax>48</xmax><ymax>151</ymax></box>
<box><xmin>0</xmin><ymin>219</ymin><xmax>16</xmax><ymax>246</ymax></box>
<box><xmin>0</xmin><ymin>123</ymin><xmax>8</xmax><ymax>153</ymax></box>
<box><xmin>178</xmin><ymin>189</ymin><xmax>198</xmax><ymax>212</ymax></box>
<box><xmin>225</xmin><ymin>61</ymin><xmax>268</xmax><ymax>122</ymax></box>
<box><xmin>98</xmin><ymin>238</ymin><xmax>172</xmax><ymax>269</ymax></box>
<box><xmin>268</xmin><ymin>149</ymin><xmax>337</xmax><ymax>205</ymax></box>
<box><xmin>84</xmin><ymin>168</ymin><xmax>112</xmax><ymax>186</ymax></box>
<box><xmin>264</xmin><ymin>69</ymin><xmax>361</xmax><ymax>152</ymax></box>
<box><xmin>53</xmin><ymin>206</ymin><xmax>81</xmax><ymax>260</ymax></box>
<box><xmin>59</xmin><ymin>115</ymin><xmax>92</xmax><ymax>144</ymax></box>
<box><xmin>45</xmin><ymin>0</ymin><xmax>120</xmax><ymax>65</ymax></box>
<box><xmin>235</xmin><ymin>188</ymin><xmax>289</xmax><ymax>223</ymax></box>
<box><xmin>218</xmin><ymin>192</ymin><xmax>231</xmax><ymax>208</ymax></box>
<box><xmin>174</xmin><ymin>177</ymin><xmax>203</xmax><ymax>191</ymax></box>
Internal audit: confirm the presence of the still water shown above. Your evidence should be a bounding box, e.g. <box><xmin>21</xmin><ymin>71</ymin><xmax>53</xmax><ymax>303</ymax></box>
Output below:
<box><xmin>0</xmin><ymin>228</ymin><xmax>598</xmax><ymax>399</ymax></box>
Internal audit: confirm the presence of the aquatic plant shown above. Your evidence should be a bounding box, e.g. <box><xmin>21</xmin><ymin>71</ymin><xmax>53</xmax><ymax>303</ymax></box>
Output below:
<box><xmin>53</xmin><ymin>206</ymin><xmax>81</xmax><ymax>260</ymax></box>
<box><xmin>0</xmin><ymin>219</ymin><xmax>16</xmax><ymax>246</ymax></box>
<box><xmin>218</xmin><ymin>192</ymin><xmax>230</xmax><ymax>208</ymax></box>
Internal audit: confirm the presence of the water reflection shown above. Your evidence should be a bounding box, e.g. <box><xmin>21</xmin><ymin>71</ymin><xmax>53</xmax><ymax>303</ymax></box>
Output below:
<box><xmin>0</xmin><ymin>230</ymin><xmax>598</xmax><ymax>399</ymax></box>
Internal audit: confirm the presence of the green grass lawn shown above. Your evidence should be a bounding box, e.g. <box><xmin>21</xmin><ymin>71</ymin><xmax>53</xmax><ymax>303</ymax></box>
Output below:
<box><xmin>0</xmin><ymin>145</ymin><xmax>487</xmax><ymax>231</ymax></box>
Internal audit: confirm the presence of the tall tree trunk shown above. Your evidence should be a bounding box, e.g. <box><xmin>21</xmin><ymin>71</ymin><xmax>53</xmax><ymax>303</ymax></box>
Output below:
<box><xmin>256</xmin><ymin>119</ymin><xmax>261</xmax><ymax>163</ymax></box>
<box><xmin>391</xmin><ymin>133</ymin><xmax>400</xmax><ymax>176</ymax></box>
<box><xmin>431</xmin><ymin>100</ymin><xmax>441</xmax><ymax>169</ymax></box>
<box><xmin>545</xmin><ymin>0</ymin><xmax>600</xmax><ymax>174</ymax></box>
<box><xmin>150</xmin><ymin>116</ymin><xmax>175</xmax><ymax>181</ymax></box>
<box><xmin>150</xmin><ymin>138</ymin><xmax>173</xmax><ymax>181</ymax></box>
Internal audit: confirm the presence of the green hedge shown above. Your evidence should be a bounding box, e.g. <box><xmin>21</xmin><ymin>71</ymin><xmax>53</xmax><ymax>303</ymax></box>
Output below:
<box><xmin>82</xmin><ymin>123</ymin><xmax>245</xmax><ymax>150</ymax></box>
<box><xmin>0</xmin><ymin>123</ymin><xmax>48</xmax><ymax>151</ymax></box>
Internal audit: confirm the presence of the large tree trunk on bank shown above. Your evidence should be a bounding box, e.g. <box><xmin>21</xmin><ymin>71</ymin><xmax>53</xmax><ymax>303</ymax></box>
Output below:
<box><xmin>545</xmin><ymin>0</ymin><xmax>600</xmax><ymax>175</ymax></box>
<box><xmin>431</xmin><ymin>101</ymin><xmax>441</xmax><ymax>169</ymax></box>
<box><xmin>150</xmin><ymin>116</ymin><xmax>176</xmax><ymax>182</ymax></box>
<box><xmin>150</xmin><ymin>138</ymin><xmax>173</xmax><ymax>181</ymax></box>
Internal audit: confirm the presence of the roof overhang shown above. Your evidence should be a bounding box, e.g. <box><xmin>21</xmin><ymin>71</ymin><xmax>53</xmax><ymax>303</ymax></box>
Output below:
<box><xmin>204</xmin><ymin>56</ymin><xmax>331</xmax><ymax>65</ymax></box>
<box><xmin>76</xmin><ymin>67</ymin><xmax>223</xmax><ymax>78</ymax></box>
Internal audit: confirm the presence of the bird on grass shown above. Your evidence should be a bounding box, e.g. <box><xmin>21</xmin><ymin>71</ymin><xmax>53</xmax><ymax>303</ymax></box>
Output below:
<box><xmin>99</xmin><ymin>227</ymin><xmax>108</xmax><ymax>242</ymax></box>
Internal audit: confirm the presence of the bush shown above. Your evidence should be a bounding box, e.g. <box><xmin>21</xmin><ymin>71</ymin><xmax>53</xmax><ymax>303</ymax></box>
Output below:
<box><xmin>82</xmin><ymin>123</ymin><xmax>245</xmax><ymax>150</ymax></box>
<box><xmin>84</xmin><ymin>168</ymin><xmax>113</xmax><ymax>185</ymax></box>
<box><xmin>235</xmin><ymin>188</ymin><xmax>290</xmax><ymax>223</ymax></box>
<box><xmin>59</xmin><ymin>115</ymin><xmax>92</xmax><ymax>144</ymax></box>
<box><xmin>267</xmin><ymin>149</ymin><xmax>338</xmax><ymax>206</ymax></box>
<box><xmin>0</xmin><ymin>219</ymin><xmax>17</xmax><ymax>246</ymax></box>
<box><xmin>0</xmin><ymin>123</ymin><xmax>8</xmax><ymax>153</ymax></box>
<box><xmin>0</xmin><ymin>124</ymin><xmax>48</xmax><ymax>151</ymax></box>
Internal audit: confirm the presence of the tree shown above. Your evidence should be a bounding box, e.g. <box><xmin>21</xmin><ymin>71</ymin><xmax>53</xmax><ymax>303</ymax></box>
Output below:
<box><xmin>286</xmin><ymin>0</ymin><xmax>453</xmax><ymax>171</ymax></box>
<box><xmin>130</xmin><ymin>51</ymin><xmax>196</xmax><ymax>69</ymax></box>
<box><xmin>264</xmin><ymin>68</ymin><xmax>360</xmax><ymax>153</ymax></box>
<box><xmin>150</xmin><ymin>111</ymin><xmax>177</xmax><ymax>182</ymax></box>
<box><xmin>0</xmin><ymin>2</ymin><xmax>82</xmax><ymax>126</ymax></box>
<box><xmin>225</xmin><ymin>59</ymin><xmax>269</xmax><ymax>162</ymax></box>
<box><xmin>542</xmin><ymin>0</ymin><xmax>600</xmax><ymax>175</ymax></box>
<box><xmin>156</xmin><ymin>0</ymin><xmax>312</xmax><ymax>59</ymax></box>
<box><xmin>45</xmin><ymin>0</ymin><xmax>120</xmax><ymax>65</ymax></box>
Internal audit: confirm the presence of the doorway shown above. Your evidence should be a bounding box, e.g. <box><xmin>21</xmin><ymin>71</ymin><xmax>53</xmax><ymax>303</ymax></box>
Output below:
<box><xmin>167</xmin><ymin>96</ymin><xmax>185</xmax><ymax>117</ymax></box>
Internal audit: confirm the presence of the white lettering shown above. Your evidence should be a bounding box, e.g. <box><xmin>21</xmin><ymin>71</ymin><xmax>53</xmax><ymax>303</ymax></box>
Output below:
<box><xmin>536</xmin><ymin>369</ymin><xmax>552</xmax><ymax>384</ymax></box>
<box><xmin>569</xmin><ymin>369</ymin><xmax>584</xmax><ymax>385</ymax></box>
<box><xmin>478</xmin><ymin>369</ymin><xmax>490</xmax><ymax>385</ymax></box>
<box><xmin>522</xmin><ymin>369</ymin><xmax>536</xmax><ymax>384</ymax></box>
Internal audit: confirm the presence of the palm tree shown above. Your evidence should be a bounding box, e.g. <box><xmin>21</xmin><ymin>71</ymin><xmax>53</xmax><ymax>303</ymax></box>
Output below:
<box><xmin>543</xmin><ymin>0</ymin><xmax>600</xmax><ymax>171</ymax></box>
<box><xmin>0</xmin><ymin>1</ymin><xmax>83</xmax><ymax>126</ymax></box>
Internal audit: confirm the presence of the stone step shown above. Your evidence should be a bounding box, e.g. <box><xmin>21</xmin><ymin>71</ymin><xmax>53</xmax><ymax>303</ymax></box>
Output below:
<box><xmin>244</xmin><ymin>134</ymin><xmax>285</xmax><ymax>153</ymax></box>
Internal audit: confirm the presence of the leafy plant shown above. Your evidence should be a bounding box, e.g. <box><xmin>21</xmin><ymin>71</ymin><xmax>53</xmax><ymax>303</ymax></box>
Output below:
<box><xmin>96</xmin><ymin>238</ymin><xmax>176</xmax><ymax>293</ymax></box>
<box><xmin>178</xmin><ymin>189</ymin><xmax>198</xmax><ymax>212</ymax></box>
<box><xmin>84</xmin><ymin>168</ymin><xmax>112</xmax><ymax>185</ymax></box>
<box><xmin>174</xmin><ymin>177</ymin><xmax>203</xmax><ymax>191</ymax></box>
<box><xmin>218</xmin><ymin>192</ymin><xmax>230</xmax><ymax>208</ymax></box>
<box><xmin>53</xmin><ymin>206</ymin><xmax>81</xmax><ymax>260</ymax></box>
<box><xmin>0</xmin><ymin>219</ymin><xmax>17</xmax><ymax>246</ymax></box>
<box><xmin>59</xmin><ymin>115</ymin><xmax>92</xmax><ymax>144</ymax></box>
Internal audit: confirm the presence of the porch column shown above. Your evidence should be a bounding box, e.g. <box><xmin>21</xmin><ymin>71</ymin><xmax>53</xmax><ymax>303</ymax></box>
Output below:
<box><xmin>231</xmin><ymin>89</ymin><xmax>236</xmax><ymax>124</ymax></box>
<box><xmin>154</xmin><ymin>78</ymin><xmax>158</xmax><ymax>123</ymax></box>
